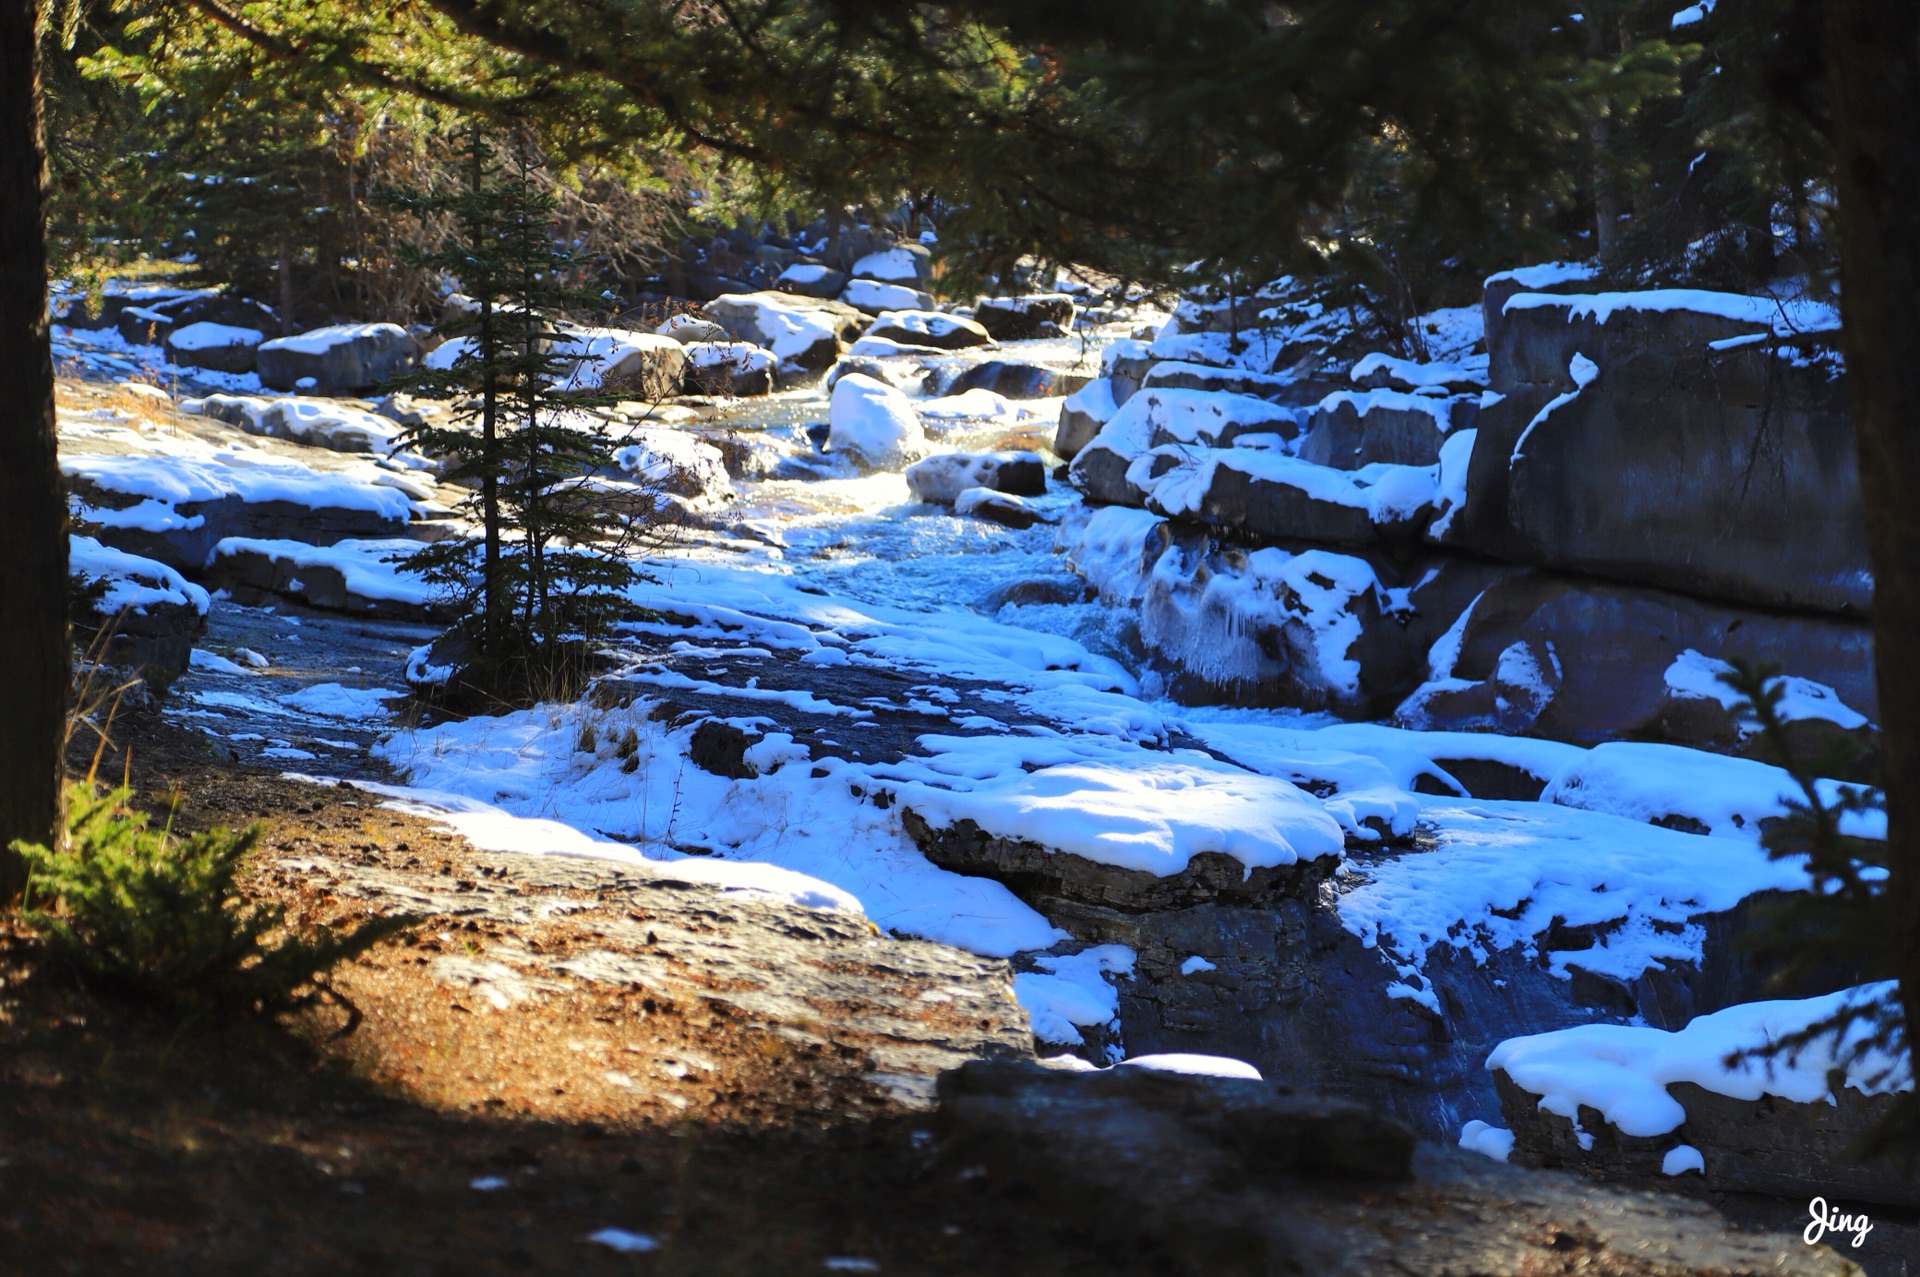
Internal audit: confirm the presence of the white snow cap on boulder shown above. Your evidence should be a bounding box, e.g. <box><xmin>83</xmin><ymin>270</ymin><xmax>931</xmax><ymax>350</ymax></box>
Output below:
<box><xmin>828</xmin><ymin>373</ymin><xmax>926</xmax><ymax>471</ymax></box>
<box><xmin>841</xmin><ymin>279</ymin><xmax>935</xmax><ymax>315</ymax></box>
<box><xmin>850</xmin><ymin>244</ymin><xmax>930</xmax><ymax>284</ymax></box>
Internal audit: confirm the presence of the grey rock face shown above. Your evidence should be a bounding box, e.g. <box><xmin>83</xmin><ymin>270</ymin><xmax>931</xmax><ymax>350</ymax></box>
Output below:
<box><xmin>257</xmin><ymin>323</ymin><xmax>420</xmax><ymax>395</ymax></box>
<box><xmin>204</xmin><ymin>543</ymin><xmax>444</xmax><ymax>622</ymax></box>
<box><xmin>1298</xmin><ymin>393</ymin><xmax>1465</xmax><ymax>470</ymax></box>
<box><xmin>69</xmin><ymin>573</ymin><xmax>206</xmax><ymax>686</ymax></box>
<box><xmin>1395</xmin><ymin>571</ymin><xmax>1878</xmax><ymax>753</ymax></box>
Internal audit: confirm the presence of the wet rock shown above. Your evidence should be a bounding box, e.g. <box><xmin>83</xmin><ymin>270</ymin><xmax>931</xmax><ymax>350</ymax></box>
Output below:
<box><xmin>257</xmin><ymin>323</ymin><xmax>420</xmax><ymax>395</ymax></box>
<box><xmin>954</xmin><ymin>487</ymin><xmax>1049</xmax><ymax>529</ymax></box>
<box><xmin>905</xmin><ymin>451</ymin><xmax>1047</xmax><ymax>504</ymax></box>
<box><xmin>949</xmin><ymin>360</ymin><xmax>1088</xmax><ymax>399</ymax></box>
<box><xmin>973</xmin><ymin>294</ymin><xmax>1078</xmax><ymax>340</ymax></box>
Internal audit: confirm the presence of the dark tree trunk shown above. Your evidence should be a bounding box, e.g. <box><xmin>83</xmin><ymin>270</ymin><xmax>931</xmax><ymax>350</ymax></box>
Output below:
<box><xmin>0</xmin><ymin>0</ymin><xmax>67</xmax><ymax>895</ymax></box>
<box><xmin>1826</xmin><ymin>0</ymin><xmax>1920</xmax><ymax>1075</ymax></box>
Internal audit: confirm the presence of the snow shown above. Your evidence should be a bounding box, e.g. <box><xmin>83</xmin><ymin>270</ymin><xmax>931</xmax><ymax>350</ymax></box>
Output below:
<box><xmin>1489</xmin><ymin>982</ymin><xmax>1910</xmax><ymax>1140</ymax></box>
<box><xmin>168</xmin><ymin>321</ymin><xmax>262</xmax><ymax>351</ymax></box>
<box><xmin>69</xmin><ymin>534</ymin><xmax>211</xmax><ymax>616</ymax></box>
<box><xmin>1349</xmin><ymin>352</ymin><xmax>1489</xmax><ymax>390</ymax></box>
<box><xmin>1140</xmin><ymin>447</ymin><xmax>1438</xmax><ymax>528</ymax></box>
<box><xmin>867</xmin><ymin>309</ymin><xmax>988</xmax><ymax>346</ymax></box>
<box><xmin>891</xmin><ymin>733</ymin><xmax>1345</xmax><ymax>877</ymax></box>
<box><xmin>423</xmin><ymin>336</ymin><xmax>473</xmax><ymax>371</ymax></box>
<box><xmin>777</xmin><ymin>263</ymin><xmax>837</xmax><ymax>287</ymax></box>
<box><xmin>823</xmin><ymin>1259</ymin><xmax>880</xmax><ymax>1273</ymax></box>
<box><xmin>706</xmin><ymin>292</ymin><xmax>844</xmax><ymax>371</ymax></box>
<box><xmin>278</xmin><ymin>682</ymin><xmax>405</xmax><ymax>719</ymax></box>
<box><xmin>1662</xmin><ymin>1144</ymin><xmax>1705</xmax><ymax>1175</ymax></box>
<box><xmin>192</xmin><ymin>649</ymin><xmax>254</xmax><ymax>676</ymax></box>
<box><xmin>683</xmin><ymin>340</ymin><xmax>775</xmax><ymax>374</ymax></box>
<box><xmin>916</xmin><ymin>389</ymin><xmax>1026</xmax><ymax>423</ymax></box>
<box><xmin>849</xmin><ymin>247</ymin><xmax>923</xmax><ymax>284</ymax></box>
<box><xmin>1118</xmin><ymin>1054</ymin><xmax>1263</xmax><ymax>1081</ymax></box>
<box><xmin>1662</xmin><ymin>649</ymin><xmax>1870</xmax><ymax>731</ymax></box>
<box><xmin>210</xmin><ymin>537</ymin><xmax>437</xmax><ymax>606</ymax></box>
<box><xmin>258</xmin><ymin>322</ymin><xmax>408</xmax><ymax>356</ymax></box>
<box><xmin>1060</xmin><ymin>376</ymin><xmax>1116</xmax><ymax>426</ymax></box>
<box><xmin>1540</xmin><ymin>741</ymin><xmax>1883</xmax><ymax>842</ymax></box>
<box><xmin>1315</xmin><ymin>387</ymin><xmax>1455</xmax><ymax>432</ymax></box>
<box><xmin>552</xmin><ymin>325</ymin><xmax>686</xmax><ymax>392</ymax></box>
<box><xmin>1428</xmin><ymin>427</ymin><xmax>1478</xmax><ymax>538</ymax></box>
<box><xmin>257</xmin><ymin>399</ymin><xmax>406</xmax><ymax>455</ymax></box>
<box><xmin>828</xmin><ymin>373</ymin><xmax>926</xmax><ymax>470</ymax></box>
<box><xmin>1088</xmin><ymin>386</ymin><xmax>1298</xmax><ymax>454</ymax></box>
<box><xmin>1014</xmin><ymin>945</ymin><xmax>1135</xmax><ymax>1046</ymax></box>
<box><xmin>1336</xmin><ymin>798</ymin><xmax>1810</xmax><ymax>1009</ymax></box>
<box><xmin>585</xmin><ymin>1228</ymin><xmax>659</xmax><ymax>1254</ymax></box>
<box><xmin>1671</xmin><ymin>0</ymin><xmax>1715</xmax><ymax>28</ymax></box>
<box><xmin>1483</xmin><ymin>262</ymin><xmax>1597</xmax><ymax>291</ymax></box>
<box><xmin>612</xmin><ymin>427</ymin><xmax>733</xmax><ymax>501</ymax></box>
<box><xmin>1179</xmin><ymin>955</ymin><xmax>1217</xmax><ymax>975</ymax></box>
<box><xmin>1458</xmin><ymin>1119</ymin><xmax>1515</xmax><ymax>1162</ymax></box>
<box><xmin>841</xmin><ymin>279</ymin><xmax>928</xmax><ymax>313</ymax></box>
<box><xmin>1504</xmin><ymin>288</ymin><xmax>1840</xmax><ymax>336</ymax></box>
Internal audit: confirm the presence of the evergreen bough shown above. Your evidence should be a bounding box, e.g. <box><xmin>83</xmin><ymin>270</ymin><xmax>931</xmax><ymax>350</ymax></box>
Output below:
<box><xmin>12</xmin><ymin>782</ymin><xmax>412</xmax><ymax>1016</ymax></box>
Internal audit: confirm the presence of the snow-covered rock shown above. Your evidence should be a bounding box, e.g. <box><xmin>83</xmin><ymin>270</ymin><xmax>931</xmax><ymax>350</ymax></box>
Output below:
<box><xmin>612</xmin><ymin>428</ymin><xmax>734</xmax><ymax>504</ymax></box>
<box><xmin>905</xmin><ymin>452</ymin><xmax>1047</xmax><ymax>505</ymax></box>
<box><xmin>700</xmin><ymin>291</ymin><xmax>864</xmax><ymax>374</ymax></box>
<box><xmin>254</xmin><ymin>399</ymin><xmax>408</xmax><ymax>455</ymax></box>
<box><xmin>840</xmin><ymin>279</ymin><xmax>934</xmax><ymax>315</ymax></box>
<box><xmin>1054</xmin><ymin>377</ymin><xmax>1117</xmax><ymax>461</ymax></box>
<box><xmin>551</xmin><ymin>325</ymin><xmax>688</xmax><ymax>396</ymax></box>
<box><xmin>257</xmin><ymin>322</ymin><xmax>418</xmax><ymax>395</ymax></box>
<box><xmin>849</xmin><ymin>243</ymin><xmax>931</xmax><ymax>285</ymax></box>
<box><xmin>69</xmin><ymin>534</ymin><xmax>210</xmax><ymax>682</ymax></box>
<box><xmin>163</xmin><ymin>321</ymin><xmax>264</xmax><ymax>374</ymax></box>
<box><xmin>206</xmin><ymin>536</ymin><xmax>442</xmax><ymax>621</ymax></box>
<box><xmin>826</xmin><ymin>373</ymin><xmax>926</xmax><ymax>471</ymax></box>
<box><xmin>948</xmin><ymin>360</ymin><xmax>1084</xmax><ymax>400</ymax></box>
<box><xmin>774</xmin><ymin>262</ymin><xmax>850</xmax><ymax>299</ymax></box>
<box><xmin>863</xmin><ymin>309</ymin><xmax>991</xmax><ymax>351</ymax></box>
<box><xmin>954</xmin><ymin>487</ymin><xmax>1048</xmax><ymax>530</ymax></box>
<box><xmin>680</xmin><ymin>341</ymin><xmax>776</xmax><ymax>397</ymax></box>
<box><xmin>1492</xmin><ymin>984</ymin><xmax>1915</xmax><ymax>1207</ymax></box>
<box><xmin>1298</xmin><ymin>388</ymin><xmax>1478</xmax><ymax>470</ymax></box>
<box><xmin>654</xmin><ymin>313</ymin><xmax>731</xmax><ymax>344</ymax></box>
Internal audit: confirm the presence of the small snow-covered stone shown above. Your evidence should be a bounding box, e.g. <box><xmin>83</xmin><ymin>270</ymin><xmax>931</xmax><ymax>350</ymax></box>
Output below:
<box><xmin>905</xmin><ymin>452</ymin><xmax>1047</xmax><ymax>505</ymax></box>
<box><xmin>655</xmin><ymin>313</ymin><xmax>731</xmax><ymax>344</ymax></box>
<box><xmin>701</xmin><ymin>292</ymin><xmax>864</xmax><ymax>374</ymax></box>
<box><xmin>552</xmin><ymin>325</ymin><xmax>688</xmax><ymax>397</ymax></box>
<box><xmin>827</xmin><ymin>373</ymin><xmax>926</xmax><ymax>471</ymax></box>
<box><xmin>973</xmin><ymin>294</ymin><xmax>1077</xmax><ymax>341</ymax></box>
<box><xmin>680</xmin><ymin>341</ymin><xmax>776</xmax><ymax>397</ymax></box>
<box><xmin>613</xmin><ymin>428</ymin><xmax>735</xmax><ymax>504</ymax></box>
<box><xmin>775</xmin><ymin>262</ymin><xmax>851</xmax><ymax>299</ymax></box>
<box><xmin>954</xmin><ymin>487</ymin><xmax>1048</xmax><ymax>529</ymax></box>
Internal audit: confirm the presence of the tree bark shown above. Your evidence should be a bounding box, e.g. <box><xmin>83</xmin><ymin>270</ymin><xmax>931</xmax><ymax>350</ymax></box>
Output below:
<box><xmin>0</xmin><ymin>0</ymin><xmax>67</xmax><ymax>894</ymax></box>
<box><xmin>1825</xmin><ymin>0</ymin><xmax>1920</xmax><ymax>1079</ymax></box>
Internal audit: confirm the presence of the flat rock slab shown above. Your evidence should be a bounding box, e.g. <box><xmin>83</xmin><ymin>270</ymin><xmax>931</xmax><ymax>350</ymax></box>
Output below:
<box><xmin>934</xmin><ymin>1059</ymin><xmax>1852</xmax><ymax>1276</ymax></box>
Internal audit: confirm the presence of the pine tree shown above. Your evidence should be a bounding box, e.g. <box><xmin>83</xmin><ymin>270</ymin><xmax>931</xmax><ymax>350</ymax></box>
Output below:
<box><xmin>383</xmin><ymin>124</ymin><xmax>645</xmax><ymax>692</ymax></box>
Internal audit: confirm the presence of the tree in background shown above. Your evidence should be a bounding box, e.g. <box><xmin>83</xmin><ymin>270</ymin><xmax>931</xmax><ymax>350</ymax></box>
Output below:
<box><xmin>385</xmin><ymin>124</ymin><xmax>644</xmax><ymax>692</ymax></box>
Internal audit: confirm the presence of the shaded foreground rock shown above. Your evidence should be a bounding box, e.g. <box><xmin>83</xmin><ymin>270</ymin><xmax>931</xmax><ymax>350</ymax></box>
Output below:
<box><xmin>934</xmin><ymin>1059</ymin><xmax>1852</xmax><ymax>1276</ymax></box>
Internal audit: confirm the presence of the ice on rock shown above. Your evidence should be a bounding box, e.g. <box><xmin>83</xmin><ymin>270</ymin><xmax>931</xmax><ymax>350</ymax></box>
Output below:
<box><xmin>1117</xmin><ymin>1054</ymin><xmax>1263</xmax><ymax>1081</ymax></box>
<box><xmin>828</xmin><ymin>373</ymin><xmax>927</xmax><ymax>471</ymax></box>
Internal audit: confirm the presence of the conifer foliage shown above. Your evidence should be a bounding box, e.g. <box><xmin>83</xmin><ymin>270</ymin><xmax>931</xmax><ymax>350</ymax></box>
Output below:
<box><xmin>385</xmin><ymin>124</ymin><xmax>648</xmax><ymax>689</ymax></box>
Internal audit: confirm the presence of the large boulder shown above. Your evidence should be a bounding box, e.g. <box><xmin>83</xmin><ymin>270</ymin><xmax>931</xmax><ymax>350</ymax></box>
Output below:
<box><xmin>612</xmin><ymin>428</ymin><xmax>735</xmax><ymax>504</ymax></box>
<box><xmin>163</xmin><ymin>321</ymin><xmax>265</xmax><ymax>374</ymax></box>
<box><xmin>905</xmin><ymin>451</ymin><xmax>1048</xmax><ymax>504</ymax></box>
<box><xmin>257</xmin><ymin>323</ymin><xmax>419</xmax><ymax>395</ymax></box>
<box><xmin>1054</xmin><ymin>378</ymin><xmax>1117</xmax><ymax>461</ymax></box>
<box><xmin>205</xmin><ymin>536</ymin><xmax>442</xmax><ymax>622</ymax></box>
<box><xmin>68</xmin><ymin>534</ymin><xmax>210</xmax><ymax>686</ymax></box>
<box><xmin>827</xmin><ymin>373</ymin><xmax>926</xmax><ymax>470</ymax></box>
<box><xmin>973</xmin><ymin>294</ymin><xmax>1077</xmax><ymax>340</ymax></box>
<box><xmin>863</xmin><ymin>309</ymin><xmax>993</xmax><ymax>351</ymax></box>
<box><xmin>1466</xmin><ymin>288</ymin><xmax>1864</xmax><ymax>614</ymax></box>
<box><xmin>700</xmin><ymin>291</ymin><xmax>865</xmax><ymax>374</ymax></box>
<box><xmin>1394</xmin><ymin>570</ymin><xmax>1878</xmax><ymax>754</ymax></box>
